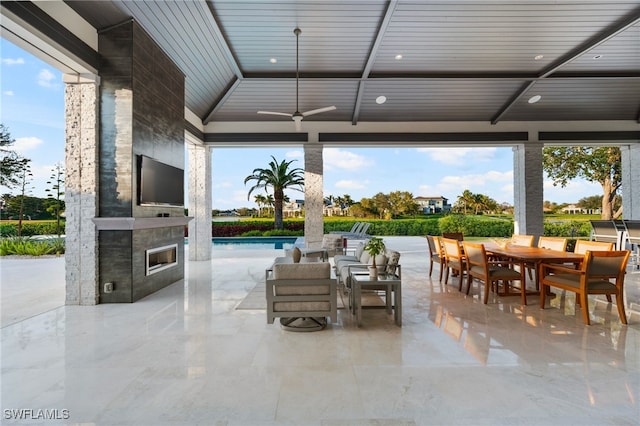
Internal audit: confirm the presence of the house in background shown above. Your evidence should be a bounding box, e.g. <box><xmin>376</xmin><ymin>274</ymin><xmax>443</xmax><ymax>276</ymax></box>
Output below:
<box><xmin>561</xmin><ymin>204</ymin><xmax>601</xmax><ymax>215</ymax></box>
<box><xmin>283</xmin><ymin>200</ymin><xmax>304</xmax><ymax>218</ymax></box>
<box><xmin>415</xmin><ymin>196</ymin><xmax>451</xmax><ymax>214</ymax></box>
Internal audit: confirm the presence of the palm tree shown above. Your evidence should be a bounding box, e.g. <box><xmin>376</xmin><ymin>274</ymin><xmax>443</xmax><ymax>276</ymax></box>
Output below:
<box><xmin>245</xmin><ymin>156</ymin><xmax>304</xmax><ymax>230</ymax></box>
<box><xmin>254</xmin><ymin>194</ymin><xmax>266</xmax><ymax>217</ymax></box>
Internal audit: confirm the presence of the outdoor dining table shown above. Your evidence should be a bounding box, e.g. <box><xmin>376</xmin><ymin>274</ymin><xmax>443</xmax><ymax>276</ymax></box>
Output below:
<box><xmin>483</xmin><ymin>242</ymin><xmax>585</xmax><ymax>294</ymax></box>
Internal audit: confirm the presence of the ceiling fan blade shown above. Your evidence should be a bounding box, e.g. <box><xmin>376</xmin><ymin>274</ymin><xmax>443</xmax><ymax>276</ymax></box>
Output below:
<box><xmin>257</xmin><ymin>111</ymin><xmax>293</xmax><ymax>117</ymax></box>
<box><xmin>302</xmin><ymin>106</ymin><xmax>336</xmax><ymax>117</ymax></box>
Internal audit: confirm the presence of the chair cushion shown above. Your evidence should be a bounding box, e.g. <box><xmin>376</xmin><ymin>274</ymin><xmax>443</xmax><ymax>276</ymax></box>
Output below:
<box><xmin>359</xmin><ymin>250</ymin><xmax>372</xmax><ymax>264</ymax></box>
<box><xmin>274</xmin><ymin>301</ymin><xmax>331</xmax><ymax>312</ymax></box>
<box><xmin>273</xmin><ymin>262</ymin><xmax>330</xmax><ymax>279</ymax></box>
<box><xmin>544</xmin><ymin>273</ymin><xmax>617</xmax><ymax>291</ymax></box>
<box><xmin>322</xmin><ymin>234</ymin><xmax>343</xmax><ymax>249</ymax></box>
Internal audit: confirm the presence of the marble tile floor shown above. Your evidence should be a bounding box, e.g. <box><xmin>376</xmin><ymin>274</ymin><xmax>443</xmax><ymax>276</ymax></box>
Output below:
<box><xmin>1</xmin><ymin>237</ymin><xmax>639</xmax><ymax>425</ymax></box>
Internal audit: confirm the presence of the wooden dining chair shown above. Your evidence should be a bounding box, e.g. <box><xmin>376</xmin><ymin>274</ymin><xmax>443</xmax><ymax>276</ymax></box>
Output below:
<box><xmin>441</xmin><ymin>237</ymin><xmax>466</xmax><ymax>291</ymax></box>
<box><xmin>426</xmin><ymin>235</ymin><xmax>445</xmax><ymax>281</ymax></box>
<box><xmin>574</xmin><ymin>240</ymin><xmax>614</xmax><ymax>254</ymax></box>
<box><xmin>526</xmin><ymin>237</ymin><xmax>569</xmax><ymax>285</ymax></box>
<box><xmin>510</xmin><ymin>234</ymin><xmax>534</xmax><ymax>247</ymax></box>
<box><xmin>442</xmin><ymin>232</ymin><xmax>464</xmax><ymax>241</ymax></box>
<box><xmin>537</xmin><ymin>236</ymin><xmax>568</xmax><ymax>251</ymax></box>
<box><xmin>463</xmin><ymin>242</ymin><xmax>528</xmax><ymax>305</ymax></box>
<box><xmin>540</xmin><ymin>250</ymin><xmax>631</xmax><ymax>325</ymax></box>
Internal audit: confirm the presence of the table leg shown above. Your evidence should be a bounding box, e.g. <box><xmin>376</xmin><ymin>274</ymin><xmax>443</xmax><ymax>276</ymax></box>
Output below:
<box><xmin>395</xmin><ymin>282</ymin><xmax>402</xmax><ymax>326</ymax></box>
<box><xmin>385</xmin><ymin>283</ymin><xmax>392</xmax><ymax>314</ymax></box>
<box><xmin>354</xmin><ymin>281</ymin><xmax>362</xmax><ymax>327</ymax></box>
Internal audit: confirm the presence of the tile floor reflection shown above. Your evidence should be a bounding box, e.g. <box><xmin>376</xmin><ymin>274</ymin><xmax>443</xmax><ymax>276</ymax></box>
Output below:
<box><xmin>1</xmin><ymin>237</ymin><xmax>639</xmax><ymax>425</ymax></box>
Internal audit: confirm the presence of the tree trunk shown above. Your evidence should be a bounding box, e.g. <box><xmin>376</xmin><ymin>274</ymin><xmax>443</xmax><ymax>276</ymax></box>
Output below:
<box><xmin>600</xmin><ymin>177</ymin><xmax>614</xmax><ymax>220</ymax></box>
<box><xmin>274</xmin><ymin>189</ymin><xmax>284</xmax><ymax>230</ymax></box>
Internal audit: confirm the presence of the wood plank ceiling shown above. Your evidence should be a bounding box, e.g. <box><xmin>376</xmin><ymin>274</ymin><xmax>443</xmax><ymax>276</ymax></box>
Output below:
<box><xmin>65</xmin><ymin>0</ymin><xmax>640</xmax><ymax>127</ymax></box>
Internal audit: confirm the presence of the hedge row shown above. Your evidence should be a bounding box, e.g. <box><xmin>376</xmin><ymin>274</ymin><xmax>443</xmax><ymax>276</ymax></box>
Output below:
<box><xmin>212</xmin><ymin>216</ymin><xmax>594</xmax><ymax>238</ymax></box>
<box><xmin>212</xmin><ymin>221</ymin><xmax>305</xmax><ymax>237</ymax></box>
<box><xmin>0</xmin><ymin>217</ymin><xmax>595</xmax><ymax>239</ymax></box>
<box><xmin>0</xmin><ymin>222</ymin><xmax>65</xmax><ymax>237</ymax></box>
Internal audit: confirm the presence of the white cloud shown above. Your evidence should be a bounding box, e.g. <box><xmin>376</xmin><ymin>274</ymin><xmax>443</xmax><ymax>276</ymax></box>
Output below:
<box><xmin>417</xmin><ymin>147</ymin><xmax>497</xmax><ymax>165</ymax></box>
<box><xmin>37</xmin><ymin>69</ymin><xmax>59</xmax><ymax>89</ymax></box>
<box><xmin>543</xmin><ymin>179</ymin><xmax>601</xmax><ymax>203</ymax></box>
<box><xmin>13</xmin><ymin>136</ymin><xmax>43</xmax><ymax>153</ymax></box>
<box><xmin>2</xmin><ymin>57</ymin><xmax>25</xmax><ymax>66</ymax></box>
<box><xmin>3</xmin><ymin>90</ymin><xmax>14</xmax><ymax>96</ymax></box>
<box><xmin>335</xmin><ymin>179</ymin><xmax>368</xmax><ymax>190</ymax></box>
<box><xmin>285</xmin><ymin>150</ymin><xmax>303</xmax><ymax>159</ymax></box>
<box><xmin>418</xmin><ymin>170</ymin><xmax>514</xmax><ymax>202</ymax></box>
<box><xmin>324</xmin><ymin>148</ymin><xmax>374</xmax><ymax>171</ymax></box>
<box><xmin>213</xmin><ymin>181</ymin><xmax>233</xmax><ymax>189</ymax></box>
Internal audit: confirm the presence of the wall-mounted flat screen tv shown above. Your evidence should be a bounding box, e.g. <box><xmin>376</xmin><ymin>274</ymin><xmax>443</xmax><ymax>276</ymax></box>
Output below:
<box><xmin>138</xmin><ymin>155</ymin><xmax>184</xmax><ymax>207</ymax></box>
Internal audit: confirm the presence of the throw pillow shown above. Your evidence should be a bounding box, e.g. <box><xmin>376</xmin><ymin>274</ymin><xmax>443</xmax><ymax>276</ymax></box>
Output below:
<box><xmin>292</xmin><ymin>247</ymin><xmax>302</xmax><ymax>263</ymax></box>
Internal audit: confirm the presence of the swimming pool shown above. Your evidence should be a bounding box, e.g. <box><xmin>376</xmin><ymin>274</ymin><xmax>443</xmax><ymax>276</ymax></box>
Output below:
<box><xmin>212</xmin><ymin>237</ymin><xmax>299</xmax><ymax>250</ymax></box>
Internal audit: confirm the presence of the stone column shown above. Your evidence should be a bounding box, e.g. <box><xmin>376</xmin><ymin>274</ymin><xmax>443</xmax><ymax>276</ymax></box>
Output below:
<box><xmin>621</xmin><ymin>144</ymin><xmax>640</xmax><ymax>220</ymax></box>
<box><xmin>63</xmin><ymin>74</ymin><xmax>100</xmax><ymax>305</ymax></box>
<box><xmin>513</xmin><ymin>139</ymin><xmax>544</xmax><ymax>237</ymax></box>
<box><xmin>304</xmin><ymin>143</ymin><xmax>324</xmax><ymax>248</ymax></box>
<box><xmin>187</xmin><ymin>142</ymin><xmax>212</xmax><ymax>260</ymax></box>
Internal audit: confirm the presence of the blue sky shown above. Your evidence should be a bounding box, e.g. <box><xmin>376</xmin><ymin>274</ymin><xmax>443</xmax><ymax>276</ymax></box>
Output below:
<box><xmin>2</xmin><ymin>39</ymin><xmax>602</xmax><ymax>209</ymax></box>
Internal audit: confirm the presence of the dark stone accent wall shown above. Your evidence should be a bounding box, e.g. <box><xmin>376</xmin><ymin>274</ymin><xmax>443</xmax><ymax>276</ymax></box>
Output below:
<box><xmin>97</xmin><ymin>20</ymin><xmax>186</xmax><ymax>303</ymax></box>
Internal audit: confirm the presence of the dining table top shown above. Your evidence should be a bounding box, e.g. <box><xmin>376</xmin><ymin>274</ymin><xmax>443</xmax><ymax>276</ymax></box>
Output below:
<box><xmin>482</xmin><ymin>242</ymin><xmax>585</xmax><ymax>263</ymax></box>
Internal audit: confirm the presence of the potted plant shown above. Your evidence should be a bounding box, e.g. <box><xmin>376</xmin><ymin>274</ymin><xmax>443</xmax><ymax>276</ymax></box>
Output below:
<box><xmin>364</xmin><ymin>237</ymin><xmax>386</xmax><ymax>279</ymax></box>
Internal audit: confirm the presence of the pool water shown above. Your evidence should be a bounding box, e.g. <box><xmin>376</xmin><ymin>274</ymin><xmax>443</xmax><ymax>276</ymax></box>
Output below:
<box><xmin>212</xmin><ymin>237</ymin><xmax>300</xmax><ymax>250</ymax></box>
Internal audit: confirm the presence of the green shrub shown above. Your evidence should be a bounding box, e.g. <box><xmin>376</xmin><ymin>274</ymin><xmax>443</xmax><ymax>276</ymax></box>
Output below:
<box><xmin>0</xmin><ymin>222</ymin><xmax>65</xmax><ymax>237</ymax></box>
<box><xmin>0</xmin><ymin>223</ymin><xmax>16</xmax><ymax>237</ymax></box>
<box><xmin>438</xmin><ymin>215</ymin><xmax>513</xmax><ymax>237</ymax></box>
<box><xmin>0</xmin><ymin>237</ymin><xmax>65</xmax><ymax>256</ymax></box>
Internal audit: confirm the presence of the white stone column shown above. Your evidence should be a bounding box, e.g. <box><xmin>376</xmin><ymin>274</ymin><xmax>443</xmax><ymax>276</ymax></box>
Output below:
<box><xmin>513</xmin><ymin>138</ymin><xmax>544</xmax><ymax>237</ymax></box>
<box><xmin>621</xmin><ymin>144</ymin><xmax>640</xmax><ymax>220</ymax></box>
<box><xmin>63</xmin><ymin>74</ymin><xmax>100</xmax><ymax>305</ymax></box>
<box><xmin>187</xmin><ymin>142</ymin><xmax>212</xmax><ymax>260</ymax></box>
<box><xmin>304</xmin><ymin>143</ymin><xmax>324</xmax><ymax>248</ymax></box>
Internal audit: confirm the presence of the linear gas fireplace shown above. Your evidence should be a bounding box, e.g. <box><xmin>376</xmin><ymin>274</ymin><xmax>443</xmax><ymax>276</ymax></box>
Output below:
<box><xmin>146</xmin><ymin>243</ymin><xmax>178</xmax><ymax>276</ymax></box>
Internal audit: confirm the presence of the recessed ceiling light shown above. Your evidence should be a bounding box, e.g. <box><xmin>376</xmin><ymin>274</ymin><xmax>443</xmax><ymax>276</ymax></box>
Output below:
<box><xmin>593</xmin><ymin>54</ymin><xmax>603</xmax><ymax>59</ymax></box>
<box><xmin>534</xmin><ymin>54</ymin><xmax>544</xmax><ymax>60</ymax></box>
<box><xmin>528</xmin><ymin>95</ymin><xmax>542</xmax><ymax>104</ymax></box>
<box><xmin>269</xmin><ymin>58</ymin><xmax>277</xmax><ymax>64</ymax></box>
<box><xmin>395</xmin><ymin>54</ymin><xmax>403</xmax><ymax>60</ymax></box>
<box><xmin>376</xmin><ymin>95</ymin><xmax>387</xmax><ymax>104</ymax></box>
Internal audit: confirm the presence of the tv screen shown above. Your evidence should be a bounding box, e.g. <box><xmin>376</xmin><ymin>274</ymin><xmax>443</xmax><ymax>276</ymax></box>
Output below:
<box><xmin>138</xmin><ymin>155</ymin><xmax>184</xmax><ymax>207</ymax></box>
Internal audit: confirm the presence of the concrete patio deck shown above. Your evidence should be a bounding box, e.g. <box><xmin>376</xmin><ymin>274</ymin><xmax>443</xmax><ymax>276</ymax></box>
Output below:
<box><xmin>1</xmin><ymin>236</ymin><xmax>639</xmax><ymax>425</ymax></box>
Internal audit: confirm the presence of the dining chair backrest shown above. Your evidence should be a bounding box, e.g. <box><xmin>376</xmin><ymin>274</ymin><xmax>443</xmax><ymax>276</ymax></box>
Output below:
<box><xmin>426</xmin><ymin>235</ymin><xmax>438</xmax><ymax>256</ymax></box>
<box><xmin>462</xmin><ymin>241</ymin><xmax>485</xmax><ymax>269</ymax></box>
<box><xmin>510</xmin><ymin>234</ymin><xmax>534</xmax><ymax>247</ymax></box>
<box><xmin>441</xmin><ymin>238</ymin><xmax>463</xmax><ymax>262</ymax></box>
<box><xmin>442</xmin><ymin>232</ymin><xmax>464</xmax><ymax>241</ymax></box>
<box><xmin>537</xmin><ymin>236</ymin><xmax>568</xmax><ymax>251</ymax></box>
<box><xmin>582</xmin><ymin>250</ymin><xmax>630</xmax><ymax>280</ymax></box>
<box><xmin>433</xmin><ymin>236</ymin><xmax>443</xmax><ymax>257</ymax></box>
<box><xmin>574</xmin><ymin>240</ymin><xmax>614</xmax><ymax>254</ymax></box>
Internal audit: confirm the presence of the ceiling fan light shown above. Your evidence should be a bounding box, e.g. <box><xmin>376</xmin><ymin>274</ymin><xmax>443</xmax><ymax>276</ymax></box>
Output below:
<box><xmin>528</xmin><ymin>95</ymin><xmax>542</xmax><ymax>104</ymax></box>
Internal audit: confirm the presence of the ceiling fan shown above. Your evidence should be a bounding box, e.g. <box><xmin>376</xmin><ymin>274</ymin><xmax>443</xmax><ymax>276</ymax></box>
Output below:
<box><xmin>258</xmin><ymin>27</ymin><xmax>336</xmax><ymax>132</ymax></box>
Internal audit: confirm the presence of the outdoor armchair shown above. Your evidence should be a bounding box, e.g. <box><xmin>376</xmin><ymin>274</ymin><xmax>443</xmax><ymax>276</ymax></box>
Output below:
<box><xmin>540</xmin><ymin>250</ymin><xmax>630</xmax><ymax>325</ymax></box>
